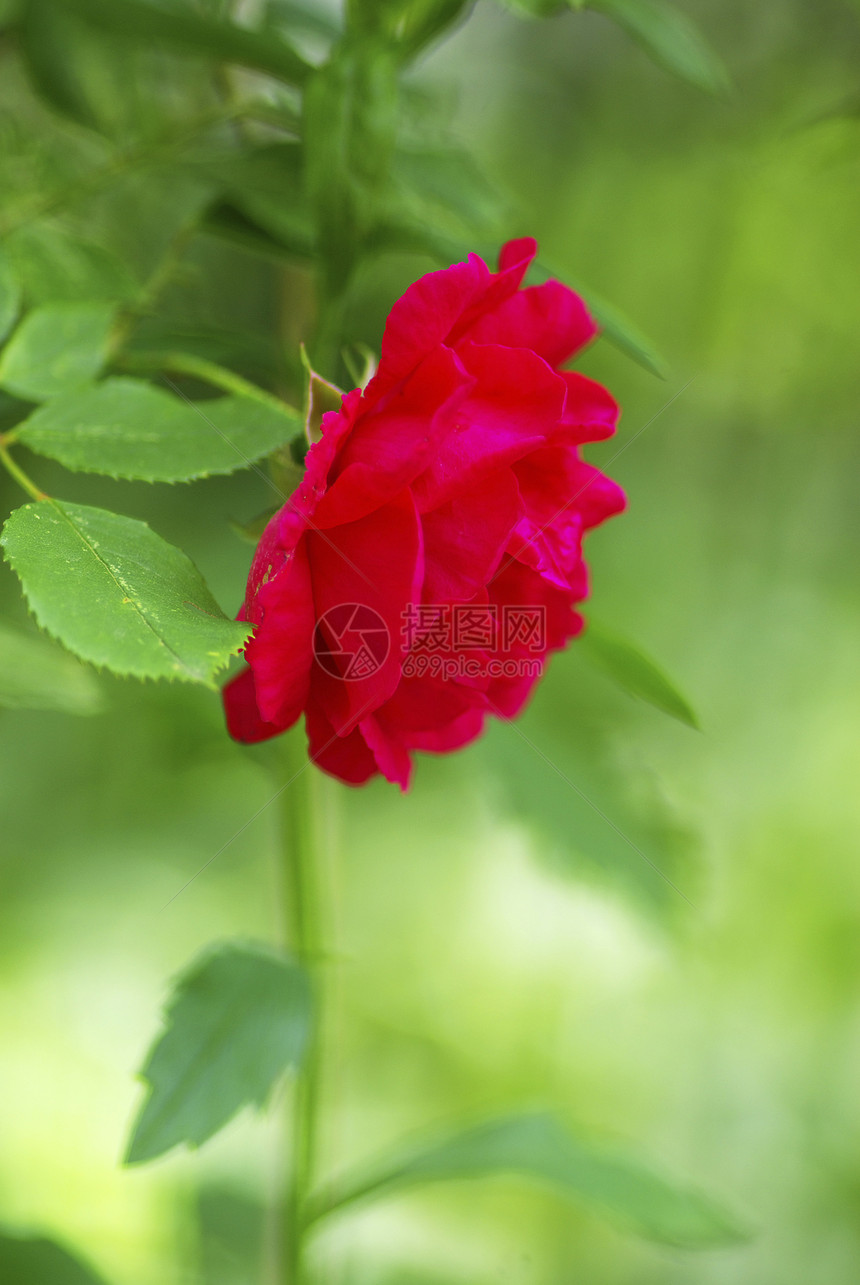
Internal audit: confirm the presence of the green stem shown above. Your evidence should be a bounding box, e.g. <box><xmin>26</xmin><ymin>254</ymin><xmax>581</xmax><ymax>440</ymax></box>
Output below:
<box><xmin>278</xmin><ymin>731</ymin><xmax>327</xmax><ymax>1285</ymax></box>
<box><xmin>0</xmin><ymin>441</ymin><xmax>48</xmax><ymax>502</ymax></box>
<box><xmin>117</xmin><ymin>349</ymin><xmax>294</xmax><ymax>415</ymax></box>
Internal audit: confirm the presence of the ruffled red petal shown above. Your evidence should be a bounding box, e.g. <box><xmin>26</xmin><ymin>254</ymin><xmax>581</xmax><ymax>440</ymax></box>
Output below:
<box><xmin>305</xmin><ymin>697</ymin><xmax>378</xmax><ymax>785</ymax></box>
<box><xmin>225</xmin><ymin>238</ymin><xmax>623</xmax><ymax>788</ymax></box>
<box><xmin>412</xmin><ymin>343</ymin><xmax>565</xmax><ymax>510</ymax></box>
<box><xmin>459</xmin><ymin>280</ymin><xmax>596</xmax><ymax>369</ymax></box>
<box><xmin>307</xmin><ymin>488</ymin><xmax>422</xmax><ymax>737</ymax></box>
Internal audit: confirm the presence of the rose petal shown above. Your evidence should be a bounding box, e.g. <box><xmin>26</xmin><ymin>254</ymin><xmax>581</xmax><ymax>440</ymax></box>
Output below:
<box><xmin>377</xmin><ymin>675</ymin><xmax>483</xmax><ymax>734</ymax></box>
<box><xmin>307</xmin><ymin>488</ymin><xmax>422</xmax><ymax>736</ymax></box>
<box><xmin>485</xmin><ymin>669</ymin><xmax>543</xmax><ymax>720</ymax></box>
<box><xmin>407</xmin><ymin>705</ymin><xmax>487</xmax><ymax>753</ymax></box>
<box><xmin>498</xmin><ymin>237</ymin><xmax>538</xmax><ymax>276</ymax></box>
<box><xmin>515</xmin><ymin>443</ymin><xmax>626</xmax><ymax>536</ymax></box>
<box><xmin>306</xmin><ymin>696</ymin><xmax>378</xmax><ymax>784</ymax></box>
<box><xmin>460</xmin><ymin>279</ymin><xmax>596</xmax><ymax>368</ymax></box>
<box><xmin>412</xmin><ymin>343</ymin><xmax>565</xmax><ymax>509</ymax></box>
<box><xmin>446</xmin><ymin>237</ymin><xmax>538</xmax><ymax>344</ymax></box>
<box><xmin>315</xmin><ymin>347</ymin><xmax>473</xmax><ymax>528</ymax></box>
<box><xmin>488</xmin><ymin>555</ymin><xmax>584</xmax><ymax>655</ymax></box>
<box><xmin>245</xmin><ymin>537</ymin><xmax>315</xmax><ymax>728</ymax></box>
<box><xmin>359</xmin><ymin>712</ymin><xmax>413</xmax><ymax>791</ymax></box>
<box><xmin>558</xmin><ymin>371</ymin><xmax>620</xmax><ymax>443</ymax></box>
<box><xmin>223</xmin><ymin>666</ymin><xmax>285</xmax><ymax>744</ymax></box>
<box><xmin>421</xmin><ymin>467</ymin><xmax>521</xmax><ymax>602</ymax></box>
<box><xmin>368</xmin><ymin>253</ymin><xmax>491</xmax><ymax>399</ymax></box>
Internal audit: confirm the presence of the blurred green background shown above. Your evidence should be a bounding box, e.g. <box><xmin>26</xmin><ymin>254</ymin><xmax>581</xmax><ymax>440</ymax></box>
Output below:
<box><xmin>1</xmin><ymin>0</ymin><xmax>860</xmax><ymax>1281</ymax></box>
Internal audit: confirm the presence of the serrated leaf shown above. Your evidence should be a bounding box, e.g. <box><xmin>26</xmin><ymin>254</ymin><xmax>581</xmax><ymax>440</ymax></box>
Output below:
<box><xmin>0</xmin><ymin>500</ymin><xmax>249</xmax><ymax>684</ymax></box>
<box><xmin>0</xmin><ymin>1229</ymin><xmax>109</xmax><ymax>1285</ymax></box>
<box><xmin>0</xmin><ymin>247</ymin><xmax>22</xmax><ymax>344</ymax></box>
<box><xmin>580</xmin><ymin>622</ymin><xmax>699</xmax><ymax>728</ymax></box>
<box><xmin>0</xmin><ymin>620</ymin><xmax>104</xmax><ymax>714</ymax></box>
<box><xmin>585</xmin><ymin>0</ymin><xmax>729</xmax><ymax>95</ymax></box>
<box><xmin>15</xmin><ymin>377</ymin><xmax>301</xmax><ymax>482</ymax></box>
<box><xmin>309</xmin><ymin>1113</ymin><xmax>748</xmax><ymax>1248</ymax></box>
<box><xmin>0</xmin><ymin>302</ymin><xmax>116</xmax><ymax>401</ymax></box>
<box><xmin>126</xmin><ymin>942</ymin><xmax>312</xmax><ymax>1164</ymax></box>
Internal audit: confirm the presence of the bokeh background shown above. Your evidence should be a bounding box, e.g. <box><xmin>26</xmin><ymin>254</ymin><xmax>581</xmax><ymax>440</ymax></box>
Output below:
<box><xmin>1</xmin><ymin>0</ymin><xmax>860</xmax><ymax>1281</ymax></box>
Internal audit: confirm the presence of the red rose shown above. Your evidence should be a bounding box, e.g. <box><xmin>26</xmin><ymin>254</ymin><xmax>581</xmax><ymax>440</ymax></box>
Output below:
<box><xmin>223</xmin><ymin>238</ymin><xmax>625</xmax><ymax>788</ymax></box>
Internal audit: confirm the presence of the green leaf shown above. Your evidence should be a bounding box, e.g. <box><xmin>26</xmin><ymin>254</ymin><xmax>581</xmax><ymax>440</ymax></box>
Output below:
<box><xmin>230</xmin><ymin>505</ymin><xmax>279</xmax><ymax>545</ymax></box>
<box><xmin>262</xmin><ymin>0</ymin><xmax>339</xmax><ymax>40</ymax></box>
<box><xmin>197</xmin><ymin>1186</ymin><xmax>267</xmax><ymax>1285</ymax></box>
<box><xmin>191</xmin><ymin>142</ymin><xmax>313</xmax><ymax>258</ymax></box>
<box><xmin>0</xmin><ymin>0</ymin><xmax>22</xmax><ymax>29</ymax></box>
<box><xmin>126</xmin><ymin>941</ymin><xmax>312</xmax><ymax>1164</ymax></box>
<box><xmin>0</xmin><ymin>247</ymin><xmax>22</xmax><ymax>344</ymax></box>
<box><xmin>579</xmin><ymin>286</ymin><xmax>668</xmax><ymax>378</ymax></box>
<box><xmin>300</xmin><ymin>345</ymin><xmax>343</xmax><ymax>445</ymax></box>
<box><xmin>0</xmin><ymin>1229</ymin><xmax>109</xmax><ymax>1285</ymax></box>
<box><xmin>531</xmin><ymin>257</ymin><xmax>668</xmax><ymax>378</ymax></box>
<box><xmin>202</xmin><ymin>203</ymin><xmax>311</xmax><ymax>264</ymax></box>
<box><xmin>308</xmin><ymin>1113</ymin><xmax>748</xmax><ymax>1248</ymax></box>
<box><xmin>0</xmin><ymin>620</ymin><xmax>104</xmax><ymax>714</ymax></box>
<box><xmin>0</xmin><ymin>303</ymin><xmax>116</xmax><ymax>401</ymax></box>
<box><xmin>497</xmin><ymin>0</ymin><xmax>566</xmax><ymax>15</ymax></box>
<box><xmin>393</xmin><ymin>145</ymin><xmax>506</xmax><ymax>234</ymax></box>
<box><xmin>50</xmin><ymin>0</ymin><xmax>312</xmax><ymax>85</ymax></box>
<box><xmin>18</xmin><ymin>0</ymin><xmax>102</xmax><ymax>130</ymax></box>
<box><xmin>391</xmin><ymin>0</ymin><xmax>474</xmax><ymax>59</ymax></box>
<box><xmin>584</xmin><ymin>0</ymin><xmax>729</xmax><ymax>95</ymax></box>
<box><xmin>15</xmin><ymin>377</ymin><xmax>301</xmax><ymax>482</ymax></box>
<box><xmin>580</xmin><ymin>622</ymin><xmax>699</xmax><ymax>728</ymax></box>
<box><xmin>0</xmin><ymin>500</ymin><xmax>249</xmax><ymax>684</ymax></box>
<box><xmin>484</xmin><ymin>710</ymin><xmax>697</xmax><ymax>917</ymax></box>
<box><xmin>3</xmin><ymin>224</ymin><xmax>140</xmax><ymax>306</ymax></box>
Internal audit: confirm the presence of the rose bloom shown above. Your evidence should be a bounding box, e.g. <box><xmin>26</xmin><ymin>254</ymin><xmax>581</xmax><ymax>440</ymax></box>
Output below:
<box><xmin>223</xmin><ymin>238</ymin><xmax>625</xmax><ymax>788</ymax></box>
